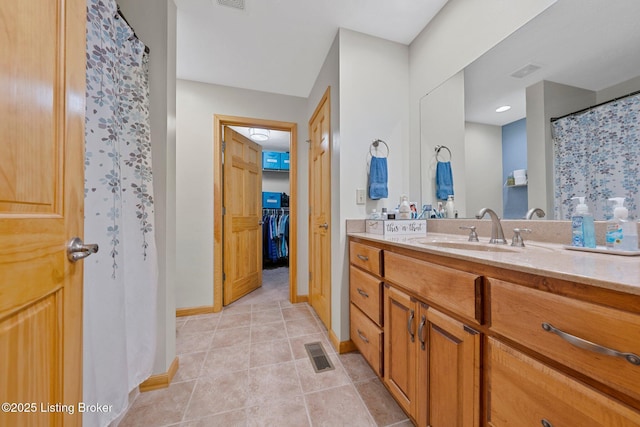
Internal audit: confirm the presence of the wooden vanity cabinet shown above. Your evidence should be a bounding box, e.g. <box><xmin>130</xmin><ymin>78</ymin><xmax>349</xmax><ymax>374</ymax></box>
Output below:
<box><xmin>349</xmin><ymin>236</ymin><xmax>640</xmax><ymax>426</ymax></box>
<box><xmin>349</xmin><ymin>241</ymin><xmax>384</xmax><ymax>376</ymax></box>
<box><xmin>490</xmin><ymin>278</ymin><xmax>640</xmax><ymax>403</ymax></box>
<box><xmin>417</xmin><ymin>306</ymin><xmax>480</xmax><ymax>427</ymax></box>
<box><xmin>487</xmin><ymin>338</ymin><xmax>640</xmax><ymax>426</ymax></box>
<box><xmin>487</xmin><ymin>277</ymin><xmax>640</xmax><ymax>425</ymax></box>
<box><xmin>382</xmin><ymin>257</ymin><xmax>481</xmax><ymax>427</ymax></box>
<box><xmin>383</xmin><ymin>285</ymin><xmax>417</xmax><ymax>416</ymax></box>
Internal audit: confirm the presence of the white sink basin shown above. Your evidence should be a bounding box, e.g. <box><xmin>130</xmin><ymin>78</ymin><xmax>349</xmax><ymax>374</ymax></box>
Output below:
<box><xmin>411</xmin><ymin>239</ymin><xmax>518</xmax><ymax>253</ymax></box>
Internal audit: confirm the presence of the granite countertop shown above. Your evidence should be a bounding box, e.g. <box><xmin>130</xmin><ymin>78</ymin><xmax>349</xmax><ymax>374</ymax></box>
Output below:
<box><xmin>348</xmin><ymin>231</ymin><xmax>640</xmax><ymax>297</ymax></box>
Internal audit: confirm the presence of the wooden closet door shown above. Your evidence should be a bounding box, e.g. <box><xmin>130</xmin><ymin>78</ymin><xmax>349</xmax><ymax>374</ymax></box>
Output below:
<box><xmin>0</xmin><ymin>0</ymin><xmax>86</xmax><ymax>425</ymax></box>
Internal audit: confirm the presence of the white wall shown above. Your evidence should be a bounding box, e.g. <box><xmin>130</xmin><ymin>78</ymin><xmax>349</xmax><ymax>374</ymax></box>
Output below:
<box><xmin>175</xmin><ymin>80</ymin><xmax>307</xmax><ymax>309</ymax></box>
<box><xmin>465</xmin><ymin>122</ymin><xmax>503</xmax><ymax>217</ymax></box>
<box><xmin>420</xmin><ymin>71</ymin><xmax>466</xmax><ymax>215</ymax></box>
<box><xmin>408</xmin><ymin>0</ymin><xmax>557</xmax><ymax>203</ymax></box>
<box><xmin>117</xmin><ymin>0</ymin><xmax>177</xmax><ymax>376</ymax></box>
<box><xmin>597</xmin><ymin>75</ymin><xmax>640</xmax><ymax>103</ymax></box>
<box><xmin>337</xmin><ymin>29</ymin><xmax>410</xmax><ymax>340</ymax></box>
<box><xmin>262</xmin><ymin>172</ymin><xmax>290</xmax><ymax>195</ymax></box>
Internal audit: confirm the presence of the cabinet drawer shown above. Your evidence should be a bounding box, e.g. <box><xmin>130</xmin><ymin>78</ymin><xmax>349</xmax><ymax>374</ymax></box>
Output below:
<box><xmin>488</xmin><ymin>338</ymin><xmax>640</xmax><ymax>426</ymax></box>
<box><xmin>384</xmin><ymin>251</ymin><xmax>482</xmax><ymax>324</ymax></box>
<box><xmin>350</xmin><ymin>241</ymin><xmax>382</xmax><ymax>276</ymax></box>
<box><xmin>490</xmin><ymin>278</ymin><xmax>640</xmax><ymax>403</ymax></box>
<box><xmin>350</xmin><ymin>266</ymin><xmax>382</xmax><ymax>326</ymax></box>
<box><xmin>350</xmin><ymin>303</ymin><xmax>383</xmax><ymax>377</ymax></box>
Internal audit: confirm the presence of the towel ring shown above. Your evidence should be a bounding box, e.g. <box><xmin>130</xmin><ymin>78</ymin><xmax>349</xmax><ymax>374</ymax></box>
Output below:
<box><xmin>370</xmin><ymin>139</ymin><xmax>389</xmax><ymax>158</ymax></box>
<box><xmin>435</xmin><ymin>145</ymin><xmax>451</xmax><ymax>162</ymax></box>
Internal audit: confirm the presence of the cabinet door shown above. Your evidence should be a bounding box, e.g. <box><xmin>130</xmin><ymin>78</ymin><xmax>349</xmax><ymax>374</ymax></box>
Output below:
<box><xmin>384</xmin><ymin>284</ymin><xmax>417</xmax><ymax>417</ymax></box>
<box><xmin>417</xmin><ymin>307</ymin><xmax>480</xmax><ymax>427</ymax></box>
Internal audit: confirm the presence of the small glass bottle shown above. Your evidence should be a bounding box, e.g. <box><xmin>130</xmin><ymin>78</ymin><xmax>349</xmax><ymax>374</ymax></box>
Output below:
<box><xmin>399</xmin><ymin>195</ymin><xmax>411</xmax><ymax>219</ymax></box>
<box><xmin>445</xmin><ymin>195</ymin><xmax>455</xmax><ymax>219</ymax></box>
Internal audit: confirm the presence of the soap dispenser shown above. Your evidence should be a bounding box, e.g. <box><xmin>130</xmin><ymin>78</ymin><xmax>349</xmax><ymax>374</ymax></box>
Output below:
<box><xmin>571</xmin><ymin>196</ymin><xmax>596</xmax><ymax>248</ymax></box>
<box><xmin>605</xmin><ymin>197</ymin><xmax>635</xmax><ymax>250</ymax></box>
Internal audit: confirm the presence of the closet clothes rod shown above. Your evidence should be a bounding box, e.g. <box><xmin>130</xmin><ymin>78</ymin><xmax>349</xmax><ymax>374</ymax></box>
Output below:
<box><xmin>116</xmin><ymin>6</ymin><xmax>151</xmax><ymax>54</ymax></box>
<box><xmin>550</xmin><ymin>88</ymin><xmax>640</xmax><ymax>122</ymax></box>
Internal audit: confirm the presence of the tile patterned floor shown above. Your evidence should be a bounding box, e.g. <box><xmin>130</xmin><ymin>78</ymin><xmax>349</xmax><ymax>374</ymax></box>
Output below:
<box><xmin>118</xmin><ymin>267</ymin><xmax>411</xmax><ymax>426</ymax></box>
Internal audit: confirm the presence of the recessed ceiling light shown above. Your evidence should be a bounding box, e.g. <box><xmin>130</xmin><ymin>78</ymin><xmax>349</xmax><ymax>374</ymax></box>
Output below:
<box><xmin>495</xmin><ymin>105</ymin><xmax>511</xmax><ymax>113</ymax></box>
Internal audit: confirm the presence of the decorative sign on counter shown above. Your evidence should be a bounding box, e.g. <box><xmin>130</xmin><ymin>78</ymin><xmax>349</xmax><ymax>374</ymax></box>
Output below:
<box><xmin>365</xmin><ymin>219</ymin><xmax>427</xmax><ymax>236</ymax></box>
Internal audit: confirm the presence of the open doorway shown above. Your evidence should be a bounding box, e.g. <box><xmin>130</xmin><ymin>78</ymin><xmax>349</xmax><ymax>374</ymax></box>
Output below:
<box><xmin>213</xmin><ymin>115</ymin><xmax>298</xmax><ymax>312</ymax></box>
<box><xmin>229</xmin><ymin>125</ymin><xmax>291</xmax><ymax>305</ymax></box>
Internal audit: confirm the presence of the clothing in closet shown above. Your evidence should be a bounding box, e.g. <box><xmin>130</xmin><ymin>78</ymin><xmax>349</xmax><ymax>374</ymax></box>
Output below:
<box><xmin>262</xmin><ymin>209</ymin><xmax>289</xmax><ymax>265</ymax></box>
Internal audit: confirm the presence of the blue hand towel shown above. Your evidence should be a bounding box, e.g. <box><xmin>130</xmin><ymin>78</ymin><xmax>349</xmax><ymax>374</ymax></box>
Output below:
<box><xmin>369</xmin><ymin>156</ymin><xmax>388</xmax><ymax>200</ymax></box>
<box><xmin>436</xmin><ymin>161</ymin><xmax>454</xmax><ymax>200</ymax></box>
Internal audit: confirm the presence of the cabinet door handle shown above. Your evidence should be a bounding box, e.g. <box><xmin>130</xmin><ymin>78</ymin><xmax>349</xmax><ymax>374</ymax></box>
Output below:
<box><xmin>408</xmin><ymin>309</ymin><xmax>415</xmax><ymax>342</ymax></box>
<box><xmin>541</xmin><ymin>419</ymin><xmax>553</xmax><ymax>427</ymax></box>
<box><xmin>357</xmin><ymin>329</ymin><xmax>369</xmax><ymax>344</ymax></box>
<box><xmin>357</xmin><ymin>254</ymin><xmax>369</xmax><ymax>261</ymax></box>
<box><xmin>541</xmin><ymin>322</ymin><xmax>640</xmax><ymax>366</ymax></box>
<box><xmin>357</xmin><ymin>288</ymin><xmax>369</xmax><ymax>298</ymax></box>
<box><xmin>418</xmin><ymin>315</ymin><xmax>426</xmax><ymax>350</ymax></box>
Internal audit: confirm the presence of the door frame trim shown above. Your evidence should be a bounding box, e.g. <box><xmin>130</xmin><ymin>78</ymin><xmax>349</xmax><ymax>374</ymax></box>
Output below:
<box><xmin>213</xmin><ymin>114</ymin><xmax>298</xmax><ymax>312</ymax></box>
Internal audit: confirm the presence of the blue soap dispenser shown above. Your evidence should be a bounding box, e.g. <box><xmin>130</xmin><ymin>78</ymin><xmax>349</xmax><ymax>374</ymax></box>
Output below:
<box><xmin>571</xmin><ymin>196</ymin><xmax>596</xmax><ymax>248</ymax></box>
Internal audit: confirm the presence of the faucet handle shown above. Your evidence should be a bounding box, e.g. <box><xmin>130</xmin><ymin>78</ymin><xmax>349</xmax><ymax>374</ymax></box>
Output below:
<box><xmin>459</xmin><ymin>225</ymin><xmax>479</xmax><ymax>242</ymax></box>
<box><xmin>511</xmin><ymin>228</ymin><xmax>532</xmax><ymax>247</ymax></box>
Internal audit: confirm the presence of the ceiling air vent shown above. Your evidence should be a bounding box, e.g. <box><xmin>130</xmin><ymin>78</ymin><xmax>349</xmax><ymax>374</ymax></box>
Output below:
<box><xmin>510</xmin><ymin>63</ymin><xmax>542</xmax><ymax>79</ymax></box>
<box><xmin>217</xmin><ymin>0</ymin><xmax>245</xmax><ymax>10</ymax></box>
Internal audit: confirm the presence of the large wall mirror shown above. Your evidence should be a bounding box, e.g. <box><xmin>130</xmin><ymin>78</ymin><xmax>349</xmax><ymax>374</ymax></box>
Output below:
<box><xmin>420</xmin><ymin>0</ymin><xmax>640</xmax><ymax>220</ymax></box>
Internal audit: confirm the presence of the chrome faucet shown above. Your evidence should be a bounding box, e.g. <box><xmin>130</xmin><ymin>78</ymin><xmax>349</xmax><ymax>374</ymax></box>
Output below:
<box><xmin>525</xmin><ymin>208</ymin><xmax>546</xmax><ymax>220</ymax></box>
<box><xmin>475</xmin><ymin>208</ymin><xmax>507</xmax><ymax>244</ymax></box>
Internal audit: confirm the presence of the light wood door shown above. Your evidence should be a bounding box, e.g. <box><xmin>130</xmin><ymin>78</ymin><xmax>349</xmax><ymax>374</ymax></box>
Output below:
<box><xmin>308</xmin><ymin>88</ymin><xmax>331</xmax><ymax>329</ymax></box>
<box><xmin>0</xmin><ymin>0</ymin><xmax>86</xmax><ymax>425</ymax></box>
<box><xmin>384</xmin><ymin>285</ymin><xmax>417</xmax><ymax>417</ymax></box>
<box><xmin>417</xmin><ymin>307</ymin><xmax>480</xmax><ymax>427</ymax></box>
<box><xmin>223</xmin><ymin>127</ymin><xmax>263</xmax><ymax>305</ymax></box>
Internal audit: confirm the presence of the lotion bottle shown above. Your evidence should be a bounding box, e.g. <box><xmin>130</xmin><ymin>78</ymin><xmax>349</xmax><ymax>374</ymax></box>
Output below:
<box><xmin>571</xmin><ymin>197</ymin><xmax>596</xmax><ymax>248</ymax></box>
<box><xmin>605</xmin><ymin>197</ymin><xmax>628</xmax><ymax>250</ymax></box>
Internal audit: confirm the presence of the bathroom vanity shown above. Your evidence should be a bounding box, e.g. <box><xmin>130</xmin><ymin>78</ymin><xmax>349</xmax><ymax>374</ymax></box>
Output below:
<box><xmin>348</xmin><ymin>228</ymin><xmax>640</xmax><ymax>426</ymax></box>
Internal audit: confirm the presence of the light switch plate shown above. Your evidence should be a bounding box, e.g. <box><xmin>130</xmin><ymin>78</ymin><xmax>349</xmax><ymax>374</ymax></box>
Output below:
<box><xmin>356</xmin><ymin>189</ymin><xmax>365</xmax><ymax>205</ymax></box>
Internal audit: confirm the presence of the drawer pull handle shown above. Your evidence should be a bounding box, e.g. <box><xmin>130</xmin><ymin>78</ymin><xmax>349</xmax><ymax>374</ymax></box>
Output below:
<box><xmin>357</xmin><ymin>329</ymin><xmax>369</xmax><ymax>344</ymax></box>
<box><xmin>541</xmin><ymin>323</ymin><xmax>640</xmax><ymax>366</ymax></box>
<box><xmin>357</xmin><ymin>288</ymin><xmax>369</xmax><ymax>298</ymax></box>
<box><xmin>408</xmin><ymin>309</ymin><xmax>415</xmax><ymax>342</ymax></box>
<box><xmin>541</xmin><ymin>419</ymin><xmax>553</xmax><ymax>427</ymax></box>
<box><xmin>357</xmin><ymin>254</ymin><xmax>369</xmax><ymax>261</ymax></box>
<box><xmin>418</xmin><ymin>315</ymin><xmax>426</xmax><ymax>350</ymax></box>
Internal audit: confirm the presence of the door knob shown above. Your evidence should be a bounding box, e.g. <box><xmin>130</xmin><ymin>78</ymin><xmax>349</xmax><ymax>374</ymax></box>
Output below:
<box><xmin>319</xmin><ymin>223</ymin><xmax>328</xmax><ymax>229</ymax></box>
<box><xmin>67</xmin><ymin>237</ymin><xmax>99</xmax><ymax>262</ymax></box>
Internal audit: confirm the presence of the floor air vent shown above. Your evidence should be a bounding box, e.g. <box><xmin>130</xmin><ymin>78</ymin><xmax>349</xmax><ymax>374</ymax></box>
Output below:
<box><xmin>304</xmin><ymin>342</ymin><xmax>334</xmax><ymax>373</ymax></box>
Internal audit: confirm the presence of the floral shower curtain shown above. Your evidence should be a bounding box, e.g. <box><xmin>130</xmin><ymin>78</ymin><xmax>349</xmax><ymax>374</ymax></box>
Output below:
<box><xmin>84</xmin><ymin>0</ymin><xmax>157</xmax><ymax>426</ymax></box>
<box><xmin>552</xmin><ymin>93</ymin><xmax>640</xmax><ymax>220</ymax></box>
